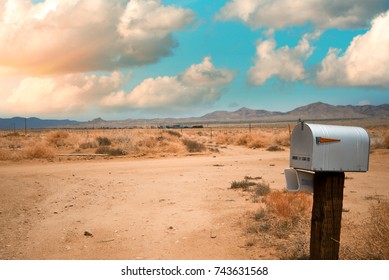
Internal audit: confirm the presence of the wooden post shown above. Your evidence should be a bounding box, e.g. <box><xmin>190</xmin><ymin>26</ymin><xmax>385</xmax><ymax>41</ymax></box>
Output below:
<box><xmin>310</xmin><ymin>172</ymin><xmax>345</xmax><ymax>260</ymax></box>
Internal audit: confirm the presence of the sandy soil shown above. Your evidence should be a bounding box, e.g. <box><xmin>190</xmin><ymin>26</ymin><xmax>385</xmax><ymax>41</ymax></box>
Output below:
<box><xmin>0</xmin><ymin>146</ymin><xmax>388</xmax><ymax>260</ymax></box>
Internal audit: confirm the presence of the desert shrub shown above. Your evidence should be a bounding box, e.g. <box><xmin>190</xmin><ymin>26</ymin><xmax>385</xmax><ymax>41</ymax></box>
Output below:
<box><xmin>254</xmin><ymin>182</ymin><xmax>271</xmax><ymax>197</ymax></box>
<box><xmin>253</xmin><ymin>208</ymin><xmax>267</xmax><ymax>221</ymax></box>
<box><xmin>133</xmin><ymin>134</ymin><xmax>185</xmax><ymax>155</ymax></box>
<box><xmin>370</xmin><ymin>130</ymin><xmax>389</xmax><ymax>149</ymax></box>
<box><xmin>265</xmin><ymin>190</ymin><xmax>312</xmax><ymax>220</ymax></box>
<box><xmin>342</xmin><ymin>199</ymin><xmax>389</xmax><ymax>259</ymax></box>
<box><xmin>215</xmin><ymin>133</ymin><xmax>234</xmax><ymax>145</ymax></box>
<box><xmin>361</xmin><ymin>200</ymin><xmax>389</xmax><ymax>259</ymax></box>
<box><xmin>207</xmin><ymin>146</ymin><xmax>220</xmax><ymax>153</ymax></box>
<box><xmin>233</xmin><ymin>133</ymin><xmax>269</xmax><ymax>149</ymax></box>
<box><xmin>95</xmin><ymin>146</ymin><xmax>127</xmax><ymax>156</ymax></box>
<box><xmin>79</xmin><ymin>141</ymin><xmax>97</xmax><ymax>149</ymax></box>
<box><xmin>46</xmin><ymin>130</ymin><xmax>69</xmax><ymax>147</ymax></box>
<box><xmin>248</xmin><ymin>140</ymin><xmax>265</xmax><ymax>149</ymax></box>
<box><xmin>274</xmin><ymin>131</ymin><xmax>291</xmax><ymax>147</ymax></box>
<box><xmin>244</xmin><ymin>176</ymin><xmax>262</xmax><ymax>180</ymax></box>
<box><xmin>244</xmin><ymin>190</ymin><xmax>312</xmax><ymax>259</ymax></box>
<box><xmin>137</xmin><ymin>136</ymin><xmax>160</xmax><ymax>149</ymax></box>
<box><xmin>24</xmin><ymin>143</ymin><xmax>55</xmax><ymax>159</ymax></box>
<box><xmin>266</xmin><ymin>145</ymin><xmax>284</xmax><ymax>151</ymax></box>
<box><xmin>96</xmin><ymin>136</ymin><xmax>111</xmax><ymax>146</ymax></box>
<box><xmin>182</xmin><ymin>139</ymin><xmax>206</xmax><ymax>152</ymax></box>
<box><xmin>230</xmin><ymin>180</ymin><xmax>256</xmax><ymax>190</ymax></box>
<box><xmin>236</xmin><ymin>134</ymin><xmax>253</xmax><ymax>146</ymax></box>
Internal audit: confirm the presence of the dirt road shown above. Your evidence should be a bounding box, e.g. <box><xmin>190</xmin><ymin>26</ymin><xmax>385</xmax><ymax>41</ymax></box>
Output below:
<box><xmin>0</xmin><ymin>147</ymin><xmax>388</xmax><ymax>259</ymax></box>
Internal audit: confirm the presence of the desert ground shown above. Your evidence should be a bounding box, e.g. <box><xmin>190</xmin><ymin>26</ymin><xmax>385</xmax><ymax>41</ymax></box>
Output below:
<box><xmin>0</xmin><ymin>124</ymin><xmax>388</xmax><ymax>260</ymax></box>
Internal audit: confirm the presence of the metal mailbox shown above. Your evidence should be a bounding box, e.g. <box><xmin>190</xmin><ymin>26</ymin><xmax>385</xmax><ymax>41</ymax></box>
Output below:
<box><xmin>285</xmin><ymin>122</ymin><xmax>370</xmax><ymax>192</ymax></box>
<box><xmin>290</xmin><ymin>123</ymin><xmax>370</xmax><ymax>172</ymax></box>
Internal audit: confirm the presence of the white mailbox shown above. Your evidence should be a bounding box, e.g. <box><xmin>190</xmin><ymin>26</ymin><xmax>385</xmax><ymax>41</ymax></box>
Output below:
<box><xmin>290</xmin><ymin>123</ymin><xmax>370</xmax><ymax>172</ymax></box>
<box><xmin>285</xmin><ymin>122</ymin><xmax>370</xmax><ymax>192</ymax></box>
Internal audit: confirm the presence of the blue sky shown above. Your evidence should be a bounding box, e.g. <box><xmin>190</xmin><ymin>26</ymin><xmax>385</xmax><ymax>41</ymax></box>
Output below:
<box><xmin>0</xmin><ymin>0</ymin><xmax>388</xmax><ymax>120</ymax></box>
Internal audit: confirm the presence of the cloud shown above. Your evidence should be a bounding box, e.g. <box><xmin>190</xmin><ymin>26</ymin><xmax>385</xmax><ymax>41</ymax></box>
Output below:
<box><xmin>179</xmin><ymin>56</ymin><xmax>236</xmax><ymax>87</ymax></box>
<box><xmin>357</xmin><ymin>100</ymin><xmax>371</xmax><ymax>106</ymax></box>
<box><xmin>0</xmin><ymin>0</ymin><xmax>195</xmax><ymax>75</ymax></box>
<box><xmin>1</xmin><ymin>72</ymin><xmax>123</xmax><ymax>115</ymax></box>
<box><xmin>216</xmin><ymin>0</ymin><xmax>387</xmax><ymax>29</ymax></box>
<box><xmin>248</xmin><ymin>33</ymin><xmax>318</xmax><ymax>86</ymax></box>
<box><xmin>101</xmin><ymin>57</ymin><xmax>235</xmax><ymax>110</ymax></box>
<box><xmin>316</xmin><ymin>11</ymin><xmax>389</xmax><ymax>88</ymax></box>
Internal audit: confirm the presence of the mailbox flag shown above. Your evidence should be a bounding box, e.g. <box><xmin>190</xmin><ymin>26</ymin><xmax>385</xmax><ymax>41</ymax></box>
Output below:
<box><xmin>316</xmin><ymin>137</ymin><xmax>341</xmax><ymax>144</ymax></box>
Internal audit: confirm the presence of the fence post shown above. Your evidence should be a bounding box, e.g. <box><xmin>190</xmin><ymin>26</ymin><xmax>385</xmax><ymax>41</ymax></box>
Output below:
<box><xmin>310</xmin><ymin>172</ymin><xmax>345</xmax><ymax>259</ymax></box>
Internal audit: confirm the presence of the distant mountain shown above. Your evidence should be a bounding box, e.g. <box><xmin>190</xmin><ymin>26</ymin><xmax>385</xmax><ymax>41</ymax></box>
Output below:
<box><xmin>0</xmin><ymin>117</ymin><xmax>79</xmax><ymax>130</ymax></box>
<box><xmin>285</xmin><ymin>102</ymin><xmax>365</xmax><ymax>120</ymax></box>
<box><xmin>284</xmin><ymin>102</ymin><xmax>389</xmax><ymax>120</ymax></box>
<box><xmin>201</xmin><ymin>107</ymin><xmax>283</xmax><ymax>122</ymax></box>
<box><xmin>1</xmin><ymin>102</ymin><xmax>388</xmax><ymax>129</ymax></box>
<box><xmin>195</xmin><ymin>102</ymin><xmax>389</xmax><ymax>124</ymax></box>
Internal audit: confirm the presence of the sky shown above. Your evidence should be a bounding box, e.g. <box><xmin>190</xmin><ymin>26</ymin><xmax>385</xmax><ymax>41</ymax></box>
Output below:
<box><xmin>0</xmin><ymin>0</ymin><xmax>389</xmax><ymax>121</ymax></box>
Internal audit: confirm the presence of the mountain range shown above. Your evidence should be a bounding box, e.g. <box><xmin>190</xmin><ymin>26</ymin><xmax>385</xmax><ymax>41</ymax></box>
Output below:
<box><xmin>1</xmin><ymin>102</ymin><xmax>388</xmax><ymax>129</ymax></box>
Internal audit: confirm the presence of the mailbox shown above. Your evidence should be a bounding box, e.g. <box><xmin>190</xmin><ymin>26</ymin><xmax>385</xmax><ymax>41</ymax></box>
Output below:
<box><xmin>289</xmin><ymin>123</ymin><xmax>369</xmax><ymax>172</ymax></box>
<box><xmin>285</xmin><ymin>122</ymin><xmax>370</xmax><ymax>192</ymax></box>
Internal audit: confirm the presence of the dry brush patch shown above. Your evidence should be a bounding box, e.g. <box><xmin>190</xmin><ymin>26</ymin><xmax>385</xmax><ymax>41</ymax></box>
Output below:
<box><xmin>23</xmin><ymin>142</ymin><xmax>56</xmax><ymax>160</ymax></box>
<box><xmin>367</xmin><ymin>127</ymin><xmax>389</xmax><ymax>149</ymax></box>
<box><xmin>0</xmin><ymin>128</ymin><xmax>210</xmax><ymax>161</ymax></box>
<box><xmin>232</xmin><ymin>174</ymin><xmax>389</xmax><ymax>260</ymax></box>
<box><xmin>0</xmin><ymin>124</ymin><xmax>387</xmax><ymax>161</ymax></box>
<box><xmin>341</xmin><ymin>198</ymin><xmax>389</xmax><ymax>260</ymax></box>
<box><xmin>215</xmin><ymin>127</ymin><xmax>290</xmax><ymax>150</ymax></box>
<box><xmin>230</xmin><ymin>177</ymin><xmax>312</xmax><ymax>259</ymax></box>
<box><xmin>249</xmin><ymin>190</ymin><xmax>312</xmax><ymax>260</ymax></box>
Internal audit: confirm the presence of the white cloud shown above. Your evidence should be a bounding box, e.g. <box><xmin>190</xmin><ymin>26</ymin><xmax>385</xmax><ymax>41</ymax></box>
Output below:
<box><xmin>357</xmin><ymin>100</ymin><xmax>371</xmax><ymax>106</ymax></box>
<box><xmin>0</xmin><ymin>0</ymin><xmax>195</xmax><ymax>75</ymax></box>
<box><xmin>216</xmin><ymin>0</ymin><xmax>387</xmax><ymax>29</ymax></box>
<box><xmin>180</xmin><ymin>56</ymin><xmax>236</xmax><ymax>87</ymax></box>
<box><xmin>101</xmin><ymin>57</ymin><xmax>235</xmax><ymax>110</ymax></box>
<box><xmin>248</xmin><ymin>33</ymin><xmax>318</xmax><ymax>86</ymax></box>
<box><xmin>1</xmin><ymin>72</ymin><xmax>123</xmax><ymax>115</ymax></box>
<box><xmin>316</xmin><ymin>11</ymin><xmax>389</xmax><ymax>88</ymax></box>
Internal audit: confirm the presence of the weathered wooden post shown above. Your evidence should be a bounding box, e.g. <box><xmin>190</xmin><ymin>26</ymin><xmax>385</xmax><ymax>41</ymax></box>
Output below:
<box><xmin>310</xmin><ymin>172</ymin><xmax>344</xmax><ymax>259</ymax></box>
<box><xmin>285</xmin><ymin>122</ymin><xmax>370</xmax><ymax>260</ymax></box>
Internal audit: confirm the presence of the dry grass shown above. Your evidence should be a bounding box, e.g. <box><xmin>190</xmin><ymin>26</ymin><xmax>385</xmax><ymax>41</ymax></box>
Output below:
<box><xmin>265</xmin><ymin>190</ymin><xmax>312</xmax><ymax>220</ymax></box>
<box><xmin>0</xmin><ymin>123</ymin><xmax>387</xmax><ymax>161</ymax></box>
<box><xmin>23</xmin><ymin>142</ymin><xmax>56</xmax><ymax>160</ymax></box>
<box><xmin>0</xmin><ymin>129</ymin><xmax>191</xmax><ymax>161</ymax></box>
<box><xmin>230</xmin><ymin>178</ymin><xmax>270</xmax><ymax>200</ymax></box>
<box><xmin>229</xmin><ymin>174</ymin><xmax>313</xmax><ymax>259</ymax></box>
<box><xmin>244</xmin><ymin>190</ymin><xmax>313</xmax><ymax>259</ymax></box>
<box><xmin>341</xmin><ymin>199</ymin><xmax>389</xmax><ymax>259</ymax></box>
<box><xmin>46</xmin><ymin>130</ymin><xmax>70</xmax><ymax>147</ymax></box>
<box><xmin>236</xmin><ymin>181</ymin><xmax>389</xmax><ymax>260</ymax></box>
<box><xmin>215</xmin><ymin>127</ymin><xmax>290</xmax><ymax>149</ymax></box>
<box><xmin>368</xmin><ymin>127</ymin><xmax>389</xmax><ymax>149</ymax></box>
<box><xmin>182</xmin><ymin>139</ymin><xmax>206</xmax><ymax>153</ymax></box>
<box><xmin>230</xmin><ymin>180</ymin><xmax>257</xmax><ymax>190</ymax></box>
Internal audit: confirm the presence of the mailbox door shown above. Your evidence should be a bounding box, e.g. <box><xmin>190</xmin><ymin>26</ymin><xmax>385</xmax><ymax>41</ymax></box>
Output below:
<box><xmin>290</xmin><ymin>124</ymin><xmax>314</xmax><ymax>170</ymax></box>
